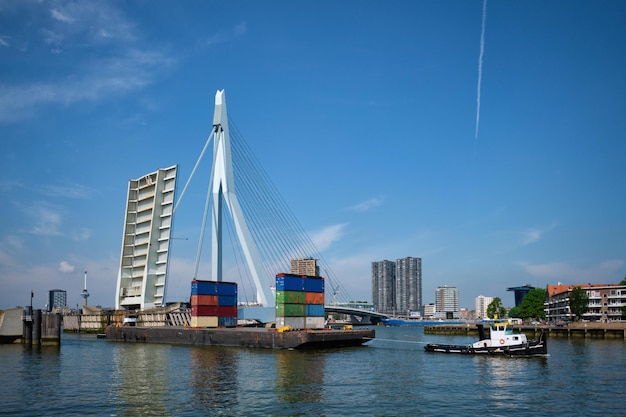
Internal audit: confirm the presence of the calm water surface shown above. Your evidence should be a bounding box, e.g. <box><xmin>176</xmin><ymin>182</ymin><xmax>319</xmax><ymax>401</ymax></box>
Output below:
<box><xmin>1</xmin><ymin>326</ymin><xmax>624</xmax><ymax>416</ymax></box>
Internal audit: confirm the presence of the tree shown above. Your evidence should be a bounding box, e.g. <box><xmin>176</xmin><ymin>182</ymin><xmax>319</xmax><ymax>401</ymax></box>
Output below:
<box><xmin>518</xmin><ymin>288</ymin><xmax>546</xmax><ymax>320</ymax></box>
<box><xmin>620</xmin><ymin>275</ymin><xmax>626</xmax><ymax>286</ymax></box>
<box><xmin>507</xmin><ymin>306</ymin><xmax>522</xmax><ymax>318</ymax></box>
<box><xmin>569</xmin><ymin>286</ymin><xmax>589</xmax><ymax>321</ymax></box>
<box><xmin>486</xmin><ymin>297</ymin><xmax>506</xmax><ymax>319</ymax></box>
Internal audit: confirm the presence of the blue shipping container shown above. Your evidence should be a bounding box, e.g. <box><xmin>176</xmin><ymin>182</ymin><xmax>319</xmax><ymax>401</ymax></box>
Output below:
<box><xmin>275</xmin><ymin>276</ymin><xmax>304</xmax><ymax>291</ymax></box>
<box><xmin>218</xmin><ymin>295</ymin><xmax>238</xmax><ymax>306</ymax></box>
<box><xmin>191</xmin><ymin>281</ymin><xmax>218</xmax><ymax>295</ymax></box>
<box><xmin>216</xmin><ymin>282</ymin><xmax>238</xmax><ymax>296</ymax></box>
<box><xmin>303</xmin><ymin>277</ymin><xmax>324</xmax><ymax>293</ymax></box>
<box><xmin>306</xmin><ymin>304</ymin><xmax>325</xmax><ymax>317</ymax></box>
<box><xmin>218</xmin><ymin>316</ymin><xmax>237</xmax><ymax>327</ymax></box>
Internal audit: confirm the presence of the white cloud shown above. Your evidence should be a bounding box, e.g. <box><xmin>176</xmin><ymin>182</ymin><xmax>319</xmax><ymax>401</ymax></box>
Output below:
<box><xmin>58</xmin><ymin>261</ymin><xmax>75</xmax><ymax>273</ymax></box>
<box><xmin>25</xmin><ymin>202</ymin><xmax>63</xmax><ymax>236</ymax></box>
<box><xmin>37</xmin><ymin>183</ymin><xmax>92</xmax><ymax>199</ymax></box>
<box><xmin>348</xmin><ymin>197</ymin><xmax>383</xmax><ymax>212</ymax></box>
<box><xmin>519</xmin><ymin>222</ymin><xmax>557</xmax><ymax>246</ymax></box>
<box><xmin>0</xmin><ymin>2</ymin><xmax>170</xmax><ymax>123</ymax></box>
<box><xmin>206</xmin><ymin>21</ymin><xmax>247</xmax><ymax>46</ymax></box>
<box><xmin>310</xmin><ymin>223</ymin><xmax>348</xmax><ymax>252</ymax></box>
<box><xmin>50</xmin><ymin>8</ymin><xmax>76</xmax><ymax>24</ymax></box>
<box><xmin>519</xmin><ymin>259</ymin><xmax>625</xmax><ymax>283</ymax></box>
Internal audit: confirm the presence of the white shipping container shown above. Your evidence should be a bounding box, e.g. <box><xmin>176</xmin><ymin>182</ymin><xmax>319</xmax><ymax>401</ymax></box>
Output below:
<box><xmin>190</xmin><ymin>316</ymin><xmax>218</xmax><ymax>328</ymax></box>
<box><xmin>305</xmin><ymin>316</ymin><xmax>325</xmax><ymax>329</ymax></box>
<box><xmin>276</xmin><ymin>317</ymin><xmax>305</xmax><ymax>330</ymax></box>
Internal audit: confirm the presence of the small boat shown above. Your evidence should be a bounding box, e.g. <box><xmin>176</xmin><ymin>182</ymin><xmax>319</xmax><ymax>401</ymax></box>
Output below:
<box><xmin>424</xmin><ymin>320</ymin><xmax>547</xmax><ymax>356</ymax></box>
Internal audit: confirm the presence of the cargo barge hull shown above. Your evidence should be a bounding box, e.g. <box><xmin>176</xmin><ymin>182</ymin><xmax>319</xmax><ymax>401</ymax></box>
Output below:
<box><xmin>105</xmin><ymin>325</ymin><xmax>375</xmax><ymax>349</ymax></box>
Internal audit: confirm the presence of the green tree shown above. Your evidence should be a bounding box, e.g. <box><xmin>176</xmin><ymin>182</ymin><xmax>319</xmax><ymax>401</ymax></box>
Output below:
<box><xmin>507</xmin><ymin>306</ymin><xmax>521</xmax><ymax>319</ymax></box>
<box><xmin>486</xmin><ymin>297</ymin><xmax>506</xmax><ymax>319</ymax></box>
<box><xmin>518</xmin><ymin>288</ymin><xmax>547</xmax><ymax>320</ymax></box>
<box><xmin>569</xmin><ymin>286</ymin><xmax>589</xmax><ymax>321</ymax></box>
<box><xmin>620</xmin><ymin>275</ymin><xmax>626</xmax><ymax>286</ymax></box>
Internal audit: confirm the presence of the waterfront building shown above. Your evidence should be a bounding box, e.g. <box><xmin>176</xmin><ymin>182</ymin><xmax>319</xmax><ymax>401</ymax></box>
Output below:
<box><xmin>545</xmin><ymin>283</ymin><xmax>626</xmax><ymax>322</ymax></box>
<box><xmin>475</xmin><ymin>295</ymin><xmax>494</xmax><ymax>319</ymax></box>
<box><xmin>371</xmin><ymin>260</ymin><xmax>396</xmax><ymax>315</ymax></box>
<box><xmin>395</xmin><ymin>257</ymin><xmax>422</xmax><ymax>316</ymax></box>
<box><xmin>435</xmin><ymin>285</ymin><xmax>459</xmax><ymax>319</ymax></box>
<box><xmin>290</xmin><ymin>258</ymin><xmax>319</xmax><ymax>276</ymax></box>
<box><xmin>115</xmin><ymin>166</ymin><xmax>178</xmax><ymax>310</ymax></box>
<box><xmin>424</xmin><ymin>303</ymin><xmax>436</xmax><ymax>318</ymax></box>
<box><xmin>507</xmin><ymin>285</ymin><xmax>535</xmax><ymax>307</ymax></box>
<box><xmin>372</xmin><ymin>257</ymin><xmax>423</xmax><ymax>315</ymax></box>
<box><xmin>48</xmin><ymin>289</ymin><xmax>67</xmax><ymax>312</ymax></box>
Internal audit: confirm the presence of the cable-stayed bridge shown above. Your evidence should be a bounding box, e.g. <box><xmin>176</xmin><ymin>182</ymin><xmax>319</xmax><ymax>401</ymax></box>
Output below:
<box><xmin>168</xmin><ymin>90</ymin><xmax>378</xmax><ymax>323</ymax></box>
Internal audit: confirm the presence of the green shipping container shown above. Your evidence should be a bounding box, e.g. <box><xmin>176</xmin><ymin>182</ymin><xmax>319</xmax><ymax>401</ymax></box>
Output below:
<box><xmin>276</xmin><ymin>290</ymin><xmax>305</xmax><ymax>304</ymax></box>
<box><xmin>275</xmin><ymin>303</ymin><xmax>306</xmax><ymax>317</ymax></box>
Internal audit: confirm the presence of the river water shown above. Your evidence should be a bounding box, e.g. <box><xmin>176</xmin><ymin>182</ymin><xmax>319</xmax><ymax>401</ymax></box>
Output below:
<box><xmin>1</xmin><ymin>325</ymin><xmax>624</xmax><ymax>416</ymax></box>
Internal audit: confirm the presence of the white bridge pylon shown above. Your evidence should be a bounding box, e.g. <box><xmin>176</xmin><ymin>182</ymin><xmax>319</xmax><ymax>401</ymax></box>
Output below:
<box><xmin>200</xmin><ymin>90</ymin><xmax>274</xmax><ymax>307</ymax></box>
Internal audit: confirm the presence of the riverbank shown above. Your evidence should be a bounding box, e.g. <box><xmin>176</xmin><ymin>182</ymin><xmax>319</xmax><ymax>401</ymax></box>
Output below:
<box><xmin>424</xmin><ymin>322</ymin><xmax>626</xmax><ymax>339</ymax></box>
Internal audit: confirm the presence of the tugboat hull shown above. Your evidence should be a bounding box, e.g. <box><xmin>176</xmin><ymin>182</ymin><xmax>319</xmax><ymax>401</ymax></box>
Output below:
<box><xmin>425</xmin><ymin>327</ymin><xmax>547</xmax><ymax>356</ymax></box>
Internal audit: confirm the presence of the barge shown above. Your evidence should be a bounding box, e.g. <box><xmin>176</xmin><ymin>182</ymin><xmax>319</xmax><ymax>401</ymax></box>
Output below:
<box><xmin>105</xmin><ymin>325</ymin><xmax>375</xmax><ymax>349</ymax></box>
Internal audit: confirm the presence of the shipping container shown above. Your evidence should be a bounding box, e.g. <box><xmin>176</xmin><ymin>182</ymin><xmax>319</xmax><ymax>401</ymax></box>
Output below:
<box><xmin>190</xmin><ymin>316</ymin><xmax>218</xmax><ymax>328</ymax></box>
<box><xmin>191</xmin><ymin>280</ymin><xmax>238</xmax><ymax>296</ymax></box>
<box><xmin>303</xmin><ymin>277</ymin><xmax>324</xmax><ymax>293</ymax></box>
<box><xmin>275</xmin><ymin>276</ymin><xmax>304</xmax><ymax>291</ymax></box>
<box><xmin>305</xmin><ymin>316</ymin><xmax>326</xmax><ymax>329</ymax></box>
<box><xmin>276</xmin><ymin>290</ymin><xmax>306</xmax><ymax>304</ymax></box>
<box><xmin>217</xmin><ymin>306</ymin><xmax>238</xmax><ymax>317</ymax></box>
<box><xmin>190</xmin><ymin>294</ymin><xmax>218</xmax><ymax>306</ymax></box>
<box><xmin>275</xmin><ymin>303</ymin><xmax>306</xmax><ymax>317</ymax></box>
<box><xmin>218</xmin><ymin>316</ymin><xmax>237</xmax><ymax>327</ymax></box>
<box><xmin>304</xmin><ymin>292</ymin><xmax>324</xmax><ymax>305</ymax></box>
<box><xmin>217</xmin><ymin>295</ymin><xmax>237</xmax><ymax>306</ymax></box>
<box><xmin>215</xmin><ymin>282</ymin><xmax>238</xmax><ymax>296</ymax></box>
<box><xmin>275</xmin><ymin>316</ymin><xmax>305</xmax><ymax>330</ymax></box>
<box><xmin>306</xmin><ymin>304</ymin><xmax>325</xmax><ymax>317</ymax></box>
<box><xmin>191</xmin><ymin>280</ymin><xmax>218</xmax><ymax>295</ymax></box>
<box><xmin>191</xmin><ymin>305</ymin><xmax>219</xmax><ymax>316</ymax></box>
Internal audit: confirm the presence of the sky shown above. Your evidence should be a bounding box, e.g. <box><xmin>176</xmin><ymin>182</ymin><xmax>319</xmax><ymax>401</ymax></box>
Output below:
<box><xmin>1</xmin><ymin>0</ymin><xmax>625</xmax><ymax>311</ymax></box>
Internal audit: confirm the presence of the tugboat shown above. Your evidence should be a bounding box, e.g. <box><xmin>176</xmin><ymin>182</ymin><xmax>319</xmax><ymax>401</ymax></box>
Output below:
<box><xmin>424</xmin><ymin>320</ymin><xmax>547</xmax><ymax>356</ymax></box>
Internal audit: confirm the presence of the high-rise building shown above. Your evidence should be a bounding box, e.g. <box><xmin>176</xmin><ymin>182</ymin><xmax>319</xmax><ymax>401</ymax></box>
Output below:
<box><xmin>475</xmin><ymin>295</ymin><xmax>494</xmax><ymax>319</ymax></box>
<box><xmin>290</xmin><ymin>258</ymin><xmax>319</xmax><ymax>276</ymax></box>
<box><xmin>48</xmin><ymin>289</ymin><xmax>67</xmax><ymax>312</ymax></box>
<box><xmin>371</xmin><ymin>260</ymin><xmax>396</xmax><ymax>314</ymax></box>
<box><xmin>435</xmin><ymin>286</ymin><xmax>459</xmax><ymax>318</ymax></box>
<box><xmin>395</xmin><ymin>257</ymin><xmax>422</xmax><ymax>315</ymax></box>
<box><xmin>372</xmin><ymin>257</ymin><xmax>423</xmax><ymax>315</ymax></box>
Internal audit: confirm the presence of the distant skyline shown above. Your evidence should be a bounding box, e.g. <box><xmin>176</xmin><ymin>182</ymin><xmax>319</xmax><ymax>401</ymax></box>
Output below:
<box><xmin>1</xmin><ymin>1</ymin><xmax>625</xmax><ymax>310</ymax></box>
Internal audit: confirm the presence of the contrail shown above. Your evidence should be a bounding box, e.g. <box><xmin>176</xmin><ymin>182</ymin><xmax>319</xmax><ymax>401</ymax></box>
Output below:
<box><xmin>475</xmin><ymin>0</ymin><xmax>487</xmax><ymax>140</ymax></box>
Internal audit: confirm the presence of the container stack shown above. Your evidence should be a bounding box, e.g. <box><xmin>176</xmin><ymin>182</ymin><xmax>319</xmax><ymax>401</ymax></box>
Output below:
<box><xmin>275</xmin><ymin>273</ymin><xmax>325</xmax><ymax>330</ymax></box>
<box><xmin>190</xmin><ymin>280</ymin><xmax>238</xmax><ymax>328</ymax></box>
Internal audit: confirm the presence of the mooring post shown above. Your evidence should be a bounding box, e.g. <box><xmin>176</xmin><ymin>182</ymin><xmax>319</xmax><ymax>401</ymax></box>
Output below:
<box><xmin>32</xmin><ymin>309</ymin><xmax>42</xmax><ymax>345</ymax></box>
<box><xmin>23</xmin><ymin>306</ymin><xmax>33</xmax><ymax>345</ymax></box>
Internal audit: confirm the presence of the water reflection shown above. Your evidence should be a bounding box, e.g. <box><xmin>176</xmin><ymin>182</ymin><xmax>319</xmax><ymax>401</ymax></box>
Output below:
<box><xmin>189</xmin><ymin>346</ymin><xmax>239</xmax><ymax>413</ymax></box>
<box><xmin>274</xmin><ymin>350</ymin><xmax>326</xmax><ymax>403</ymax></box>
<box><xmin>111</xmin><ymin>344</ymin><xmax>169</xmax><ymax>416</ymax></box>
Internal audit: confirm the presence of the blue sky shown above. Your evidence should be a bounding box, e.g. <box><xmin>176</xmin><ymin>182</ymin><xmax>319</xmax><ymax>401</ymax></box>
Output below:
<box><xmin>1</xmin><ymin>1</ymin><xmax>625</xmax><ymax>311</ymax></box>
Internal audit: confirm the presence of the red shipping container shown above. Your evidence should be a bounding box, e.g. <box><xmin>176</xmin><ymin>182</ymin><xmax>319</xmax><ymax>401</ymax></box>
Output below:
<box><xmin>191</xmin><ymin>294</ymin><xmax>219</xmax><ymax>306</ymax></box>
<box><xmin>217</xmin><ymin>306</ymin><xmax>237</xmax><ymax>317</ymax></box>
<box><xmin>191</xmin><ymin>305</ymin><xmax>219</xmax><ymax>316</ymax></box>
<box><xmin>305</xmin><ymin>292</ymin><xmax>324</xmax><ymax>304</ymax></box>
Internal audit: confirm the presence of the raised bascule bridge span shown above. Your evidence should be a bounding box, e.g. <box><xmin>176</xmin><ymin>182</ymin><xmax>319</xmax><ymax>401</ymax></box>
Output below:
<box><xmin>116</xmin><ymin>90</ymin><xmax>368</xmax><ymax>324</ymax></box>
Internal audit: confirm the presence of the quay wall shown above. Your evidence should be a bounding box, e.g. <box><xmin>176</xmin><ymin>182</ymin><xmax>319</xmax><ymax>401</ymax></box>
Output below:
<box><xmin>424</xmin><ymin>322</ymin><xmax>626</xmax><ymax>340</ymax></box>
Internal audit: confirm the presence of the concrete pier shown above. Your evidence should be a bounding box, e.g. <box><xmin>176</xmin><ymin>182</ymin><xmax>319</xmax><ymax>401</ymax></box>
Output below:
<box><xmin>20</xmin><ymin>309</ymin><xmax>62</xmax><ymax>346</ymax></box>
